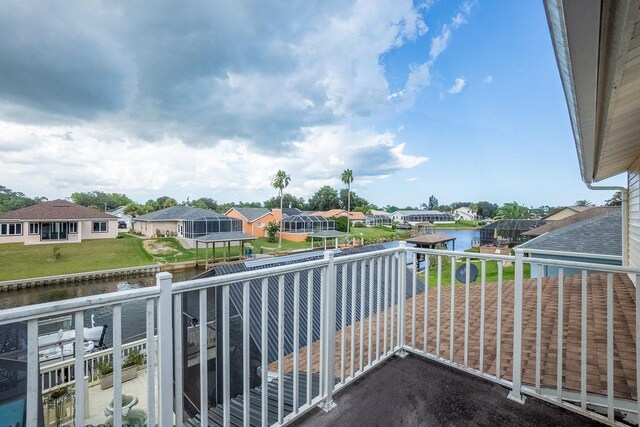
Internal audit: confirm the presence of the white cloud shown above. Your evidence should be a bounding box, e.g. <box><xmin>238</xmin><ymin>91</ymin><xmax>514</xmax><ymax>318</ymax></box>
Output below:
<box><xmin>448</xmin><ymin>77</ymin><xmax>466</xmax><ymax>94</ymax></box>
<box><xmin>407</xmin><ymin>177</ymin><xmax>419</xmax><ymax>182</ymax></box>
<box><xmin>484</xmin><ymin>75</ymin><xmax>493</xmax><ymax>84</ymax></box>
<box><xmin>430</xmin><ymin>26</ymin><xmax>452</xmax><ymax>60</ymax></box>
<box><xmin>0</xmin><ymin>121</ymin><xmax>427</xmax><ymax>201</ymax></box>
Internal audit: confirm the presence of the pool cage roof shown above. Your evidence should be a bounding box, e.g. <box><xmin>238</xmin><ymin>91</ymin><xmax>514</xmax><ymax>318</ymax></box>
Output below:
<box><xmin>282</xmin><ymin>215</ymin><xmax>334</xmax><ymax>233</ymax></box>
<box><xmin>480</xmin><ymin>219</ymin><xmax>546</xmax><ymax>232</ymax></box>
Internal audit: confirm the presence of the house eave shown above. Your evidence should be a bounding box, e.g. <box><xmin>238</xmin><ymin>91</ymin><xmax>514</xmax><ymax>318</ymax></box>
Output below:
<box><xmin>545</xmin><ymin>0</ymin><xmax>640</xmax><ymax>182</ymax></box>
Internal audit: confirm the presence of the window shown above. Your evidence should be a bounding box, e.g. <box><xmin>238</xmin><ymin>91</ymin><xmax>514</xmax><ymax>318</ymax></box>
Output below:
<box><xmin>258</xmin><ymin>222</ymin><xmax>265</xmax><ymax>228</ymax></box>
<box><xmin>92</xmin><ymin>221</ymin><xmax>108</xmax><ymax>233</ymax></box>
<box><xmin>29</xmin><ymin>223</ymin><xmax>40</xmax><ymax>234</ymax></box>
<box><xmin>69</xmin><ymin>222</ymin><xmax>78</xmax><ymax>233</ymax></box>
<box><xmin>41</xmin><ymin>222</ymin><xmax>68</xmax><ymax>240</ymax></box>
<box><xmin>1</xmin><ymin>223</ymin><xmax>22</xmax><ymax>236</ymax></box>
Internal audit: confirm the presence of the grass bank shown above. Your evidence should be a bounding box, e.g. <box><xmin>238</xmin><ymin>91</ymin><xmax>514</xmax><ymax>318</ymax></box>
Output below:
<box><xmin>0</xmin><ymin>234</ymin><xmax>153</xmax><ymax>281</ymax></box>
<box><xmin>420</xmin><ymin>256</ymin><xmax>529</xmax><ymax>287</ymax></box>
<box><xmin>434</xmin><ymin>220</ymin><xmax>480</xmax><ymax>229</ymax></box>
<box><xmin>350</xmin><ymin>226</ymin><xmax>410</xmax><ymax>243</ymax></box>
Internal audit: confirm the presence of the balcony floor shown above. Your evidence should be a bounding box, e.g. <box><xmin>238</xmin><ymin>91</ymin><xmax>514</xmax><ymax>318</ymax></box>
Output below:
<box><xmin>293</xmin><ymin>355</ymin><xmax>603</xmax><ymax>427</ymax></box>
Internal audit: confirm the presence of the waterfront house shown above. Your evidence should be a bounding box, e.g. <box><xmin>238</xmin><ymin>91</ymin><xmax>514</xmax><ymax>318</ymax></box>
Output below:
<box><xmin>225</xmin><ymin>207</ymin><xmax>278</xmax><ymax>238</ymax></box>
<box><xmin>0</xmin><ymin>199</ymin><xmax>118</xmax><ymax>245</ymax></box>
<box><xmin>453</xmin><ymin>206</ymin><xmax>477</xmax><ymax>221</ymax></box>
<box><xmin>131</xmin><ymin>205</ymin><xmax>242</xmax><ymax>240</ymax></box>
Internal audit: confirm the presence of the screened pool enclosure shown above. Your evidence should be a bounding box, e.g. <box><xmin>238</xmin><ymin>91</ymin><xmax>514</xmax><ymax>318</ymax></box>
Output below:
<box><xmin>479</xmin><ymin>219</ymin><xmax>546</xmax><ymax>247</ymax></box>
<box><xmin>403</xmin><ymin>212</ymin><xmax>454</xmax><ymax>222</ymax></box>
<box><xmin>183</xmin><ymin>215</ymin><xmax>243</xmax><ymax>239</ymax></box>
<box><xmin>365</xmin><ymin>215</ymin><xmax>392</xmax><ymax>227</ymax></box>
<box><xmin>282</xmin><ymin>215</ymin><xmax>334</xmax><ymax>233</ymax></box>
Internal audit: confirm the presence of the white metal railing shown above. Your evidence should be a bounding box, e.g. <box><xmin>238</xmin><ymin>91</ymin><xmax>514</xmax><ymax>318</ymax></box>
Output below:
<box><xmin>2</xmin><ymin>243</ymin><xmax>640</xmax><ymax>426</ymax></box>
<box><xmin>40</xmin><ymin>337</ymin><xmax>153</xmax><ymax>393</ymax></box>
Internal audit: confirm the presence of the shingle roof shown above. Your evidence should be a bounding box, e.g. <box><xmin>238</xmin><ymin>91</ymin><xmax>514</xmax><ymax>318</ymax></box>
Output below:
<box><xmin>0</xmin><ymin>199</ymin><xmax>116</xmax><ymax>220</ymax></box>
<box><xmin>282</xmin><ymin>208</ymin><xmax>303</xmax><ymax>216</ymax></box>
<box><xmin>518</xmin><ymin>209</ymin><xmax>621</xmax><ymax>256</ymax></box>
<box><xmin>523</xmin><ymin>206</ymin><xmax>619</xmax><ymax>237</ymax></box>
<box><xmin>274</xmin><ymin>272</ymin><xmax>638</xmax><ymax>400</ymax></box>
<box><xmin>133</xmin><ymin>205</ymin><xmax>226</xmax><ymax>221</ymax></box>
<box><xmin>230</xmin><ymin>207</ymin><xmax>271</xmax><ymax>222</ymax></box>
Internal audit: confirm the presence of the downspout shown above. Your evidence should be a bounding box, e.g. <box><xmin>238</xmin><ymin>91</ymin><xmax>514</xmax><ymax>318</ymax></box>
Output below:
<box><xmin>586</xmin><ymin>183</ymin><xmax>628</xmax><ymax>267</ymax></box>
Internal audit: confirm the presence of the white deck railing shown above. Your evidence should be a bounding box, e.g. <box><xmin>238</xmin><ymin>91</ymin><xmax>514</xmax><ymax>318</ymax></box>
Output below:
<box><xmin>1</xmin><ymin>243</ymin><xmax>639</xmax><ymax>426</ymax></box>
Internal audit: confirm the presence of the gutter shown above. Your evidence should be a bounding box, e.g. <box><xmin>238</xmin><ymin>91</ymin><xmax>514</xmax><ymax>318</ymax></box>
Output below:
<box><xmin>586</xmin><ymin>183</ymin><xmax>628</xmax><ymax>267</ymax></box>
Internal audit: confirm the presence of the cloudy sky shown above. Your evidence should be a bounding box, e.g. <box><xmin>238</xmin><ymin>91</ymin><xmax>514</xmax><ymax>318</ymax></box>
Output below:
<box><xmin>0</xmin><ymin>1</ymin><xmax>625</xmax><ymax>208</ymax></box>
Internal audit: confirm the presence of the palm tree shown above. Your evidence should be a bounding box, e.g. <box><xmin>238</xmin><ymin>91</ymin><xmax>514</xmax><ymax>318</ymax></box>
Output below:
<box><xmin>575</xmin><ymin>199</ymin><xmax>594</xmax><ymax>207</ymax></box>
<box><xmin>496</xmin><ymin>202</ymin><xmax>529</xmax><ymax>219</ymax></box>
<box><xmin>272</xmin><ymin>170</ymin><xmax>291</xmax><ymax>248</ymax></box>
<box><xmin>341</xmin><ymin>169</ymin><xmax>354</xmax><ymax>240</ymax></box>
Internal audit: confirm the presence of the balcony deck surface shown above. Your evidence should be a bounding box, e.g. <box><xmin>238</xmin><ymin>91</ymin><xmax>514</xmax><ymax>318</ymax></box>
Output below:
<box><xmin>293</xmin><ymin>354</ymin><xmax>604</xmax><ymax>427</ymax></box>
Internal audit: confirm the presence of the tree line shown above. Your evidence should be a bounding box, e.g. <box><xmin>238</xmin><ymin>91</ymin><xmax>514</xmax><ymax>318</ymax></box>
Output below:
<box><xmin>0</xmin><ymin>185</ymin><xmax>624</xmax><ymax>219</ymax></box>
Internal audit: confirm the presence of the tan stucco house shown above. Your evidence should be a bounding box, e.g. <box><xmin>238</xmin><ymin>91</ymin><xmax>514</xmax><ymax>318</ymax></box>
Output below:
<box><xmin>0</xmin><ymin>199</ymin><xmax>118</xmax><ymax>245</ymax></box>
<box><xmin>225</xmin><ymin>207</ymin><xmax>279</xmax><ymax>238</ymax></box>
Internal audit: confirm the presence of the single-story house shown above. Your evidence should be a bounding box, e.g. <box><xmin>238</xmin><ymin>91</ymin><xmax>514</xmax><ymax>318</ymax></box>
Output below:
<box><xmin>0</xmin><ymin>199</ymin><xmax>118</xmax><ymax>245</ymax></box>
<box><xmin>390</xmin><ymin>210</ymin><xmax>455</xmax><ymax>224</ymax></box>
<box><xmin>312</xmin><ymin>209</ymin><xmax>367</xmax><ymax>225</ymax></box>
<box><xmin>518</xmin><ymin>208</ymin><xmax>622</xmax><ymax>277</ymax></box>
<box><xmin>132</xmin><ymin>205</ymin><xmax>242</xmax><ymax>239</ymax></box>
<box><xmin>542</xmin><ymin>205</ymin><xmax>593</xmax><ymax>221</ymax></box>
<box><xmin>453</xmin><ymin>206</ymin><xmax>477</xmax><ymax>221</ymax></box>
<box><xmin>225</xmin><ymin>207</ymin><xmax>280</xmax><ymax>238</ymax></box>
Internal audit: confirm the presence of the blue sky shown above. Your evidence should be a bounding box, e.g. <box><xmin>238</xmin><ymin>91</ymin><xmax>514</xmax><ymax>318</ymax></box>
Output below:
<box><xmin>0</xmin><ymin>1</ymin><xmax>625</xmax><ymax>208</ymax></box>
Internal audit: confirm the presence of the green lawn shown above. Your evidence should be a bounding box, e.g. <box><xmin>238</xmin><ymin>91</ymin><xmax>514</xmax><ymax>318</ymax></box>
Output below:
<box><xmin>421</xmin><ymin>257</ymin><xmax>530</xmax><ymax>287</ymax></box>
<box><xmin>435</xmin><ymin>220</ymin><xmax>480</xmax><ymax>229</ymax></box>
<box><xmin>0</xmin><ymin>234</ymin><xmax>154</xmax><ymax>281</ymax></box>
<box><xmin>350</xmin><ymin>226</ymin><xmax>410</xmax><ymax>243</ymax></box>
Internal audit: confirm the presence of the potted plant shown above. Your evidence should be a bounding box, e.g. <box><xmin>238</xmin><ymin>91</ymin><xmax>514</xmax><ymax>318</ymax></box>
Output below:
<box><xmin>98</xmin><ymin>350</ymin><xmax>145</xmax><ymax>390</ymax></box>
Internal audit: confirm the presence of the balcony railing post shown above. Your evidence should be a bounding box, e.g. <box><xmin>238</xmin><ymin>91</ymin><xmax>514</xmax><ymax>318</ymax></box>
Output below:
<box><xmin>319</xmin><ymin>251</ymin><xmax>337</xmax><ymax>412</ymax></box>
<box><xmin>397</xmin><ymin>241</ymin><xmax>408</xmax><ymax>357</ymax></box>
<box><xmin>156</xmin><ymin>272</ymin><xmax>175</xmax><ymax>424</ymax></box>
<box><xmin>508</xmin><ymin>250</ymin><xmax>526</xmax><ymax>404</ymax></box>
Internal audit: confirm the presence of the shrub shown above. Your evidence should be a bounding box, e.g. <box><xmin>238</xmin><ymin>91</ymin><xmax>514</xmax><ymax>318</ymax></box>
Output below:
<box><xmin>265</xmin><ymin>221</ymin><xmax>279</xmax><ymax>243</ymax></box>
<box><xmin>52</xmin><ymin>246</ymin><xmax>62</xmax><ymax>261</ymax></box>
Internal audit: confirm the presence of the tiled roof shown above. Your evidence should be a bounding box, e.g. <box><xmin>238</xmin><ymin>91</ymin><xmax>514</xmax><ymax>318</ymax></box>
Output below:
<box><xmin>229</xmin><ymin>207</ymin><xmax>271</xmax><ymax>222</ymax></box>
<box><xmin>523</xmin><ymin>206</ymin><xmax>619</xmax><ymax>237</ymax></box>
<box><xmin>518</xmin><ymin>209</ymin><xmax>621</xmax><ymax>256</ymax></box>
<box><xmin>274</xmin><ymin>272</ymin><xmax>638</xmax><ymax>400</ymax></box>
<box><xmin>133</xmin><ymin>205</ymin><xmax>226</xmax><ymax>221</ymax></box>
<box><xmin>0</xmin><ymin>199</ymin><xmax>116</xmax><ymax>220</ymax></box>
